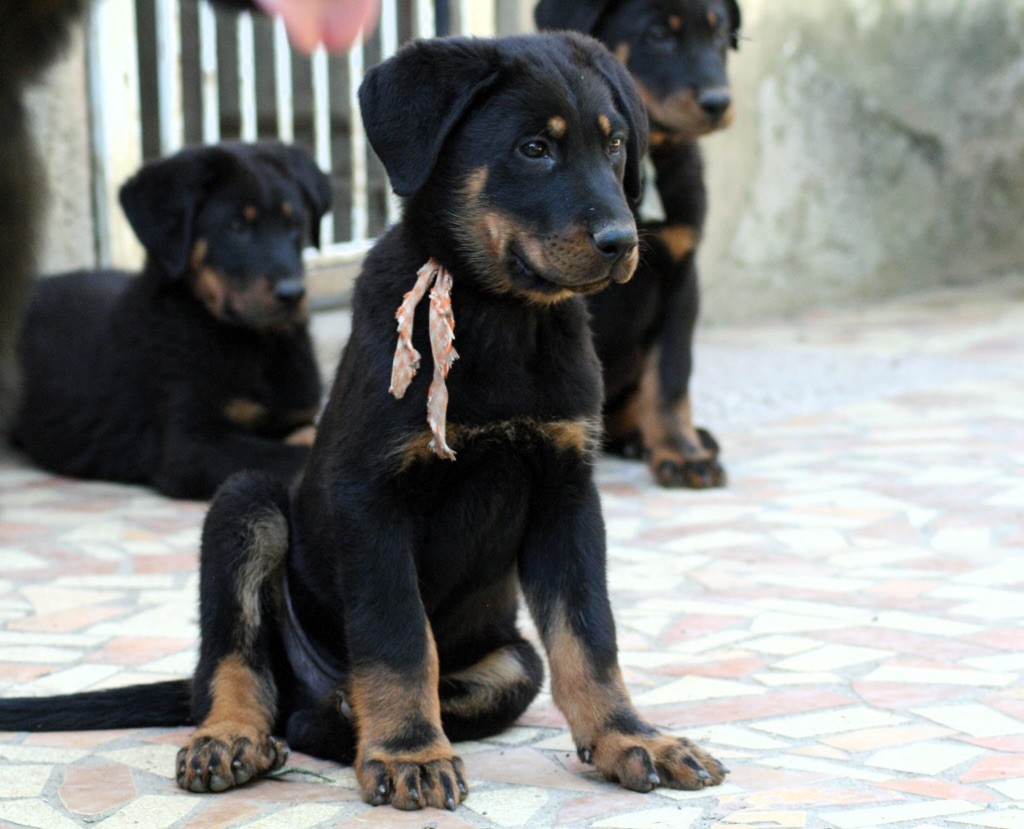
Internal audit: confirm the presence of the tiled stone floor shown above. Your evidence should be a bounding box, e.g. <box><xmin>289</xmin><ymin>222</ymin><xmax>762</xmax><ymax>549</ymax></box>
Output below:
<box><xmin>2</xmin><ymin>275</ymin><xmax>1024</xmax><ymax>828</ymax></box>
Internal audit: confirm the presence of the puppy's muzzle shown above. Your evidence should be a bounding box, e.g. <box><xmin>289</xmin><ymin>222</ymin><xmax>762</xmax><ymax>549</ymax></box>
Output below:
<box><xmin>274</xmin><ymin>278</ymin><xmax>307</xmax><ymax>307</ymax></box>
<box><xmin>697</xmin><ymin>88</ymin><xmax>732</xmax><ymax>125</ymax></box>
<box><xmin>591</xmin><ymin>222</ymin><xmax>639</xmax><ymax>284</ymax></box>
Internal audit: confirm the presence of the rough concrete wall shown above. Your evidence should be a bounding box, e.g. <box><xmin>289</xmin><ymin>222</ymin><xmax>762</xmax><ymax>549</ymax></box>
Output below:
<box><xmin>24</xmin><ymin>24</ymin><xmax>96</xmax><ymax>275</ymax></box>
<box><xmin>700</xmin><ymin>0</ymin><xmax>1024</xmax><ymax>322</ymax></box>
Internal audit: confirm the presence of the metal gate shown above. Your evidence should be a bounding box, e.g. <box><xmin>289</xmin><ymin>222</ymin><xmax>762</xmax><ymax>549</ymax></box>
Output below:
<box><xmin>86</xmin><ymin>0</ymin><xmax>517</xmax><ymax>302</ymax></box>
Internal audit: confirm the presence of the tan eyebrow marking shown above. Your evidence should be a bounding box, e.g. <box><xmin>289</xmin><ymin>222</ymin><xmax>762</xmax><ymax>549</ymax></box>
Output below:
<box><xmin>243</xmin><ymin>205</ymin><xmax>258</xmax><ymax>221</ymax></box>
<box><xmin>281</xmin><ymin>201</ymin><xmax>294</xmax><ymax>217</ymax></box>
<box><xmin>598</xmin><ymin>114</ymin><xmax>612</xmax><ymax>136</ymax></box>
<box><xmin>707</xmin><ymin>11</ymin><xmax>718</xmax><ymax>27</ymax></box>
<box><xmin>668</xmin><ymin>15</ymin><xmax>682</xmax><ymax>31</ymax></box>
<box><xmin>547</xmin><ymin>116</ymin><xmax>567</xmax><ymax>138</ymax></box>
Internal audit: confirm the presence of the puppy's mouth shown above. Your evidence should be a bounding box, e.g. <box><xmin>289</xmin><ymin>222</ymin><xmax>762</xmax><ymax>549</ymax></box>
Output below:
<box><xmin>508</xmin><ymin>248</ymin><xmax>611</xmax><ymax>298</ymax></box>
<box><xmin>222</xmin><ymin>297</ymin><xmax>308</xmax><ymax>330</ymax></box>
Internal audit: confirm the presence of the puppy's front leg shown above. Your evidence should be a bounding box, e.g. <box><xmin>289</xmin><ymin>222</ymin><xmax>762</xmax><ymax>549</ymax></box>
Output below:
<box><xmin>338</xmin><ymin>514</ymin><xmax>467</xmax><ymax>811</ymax></box>
<box><xmin>519</xmin><ymin>470</ymin><xmax>727</xmax><ymax>792</ymax></box>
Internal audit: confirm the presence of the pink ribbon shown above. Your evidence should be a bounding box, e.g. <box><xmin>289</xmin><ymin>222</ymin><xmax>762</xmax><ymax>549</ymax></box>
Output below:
<box><xmin>389</xmin><ymin>259</ymin><xmax>459</xmax><ymax>460</ymax></box>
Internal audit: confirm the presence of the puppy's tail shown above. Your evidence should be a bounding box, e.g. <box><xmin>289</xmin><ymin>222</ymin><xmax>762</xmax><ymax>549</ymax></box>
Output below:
<box><xmin>0</xmin><ymin>679</ymin><xmax>193</xmax><ymax>732</ymax></box>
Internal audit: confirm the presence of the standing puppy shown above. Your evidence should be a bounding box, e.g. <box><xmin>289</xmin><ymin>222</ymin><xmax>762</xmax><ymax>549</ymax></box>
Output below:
<box><xmin>537</xmin><ymin>0</ymin><xmax>741</xmax><ymax>488</ymax></box>
<box><xmin>12</xmin><ymin>142</ymin><xmax>329</xmax><ymax>499</ymax></box>
<box><xmin>0</xmin><ymin>34</ymin><xmax>726</xmax><ymax>811</ymax></box>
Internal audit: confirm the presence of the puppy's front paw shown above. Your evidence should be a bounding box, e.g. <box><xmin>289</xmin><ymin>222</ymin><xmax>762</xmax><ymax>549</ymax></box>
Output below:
<box><xmin>653</xmin><ymin>456</ymin><xmax>726</xmax><ymax>489</ymax></box>
<box><xmin>176</xmin><ymin>725</ymin><xmax>288</xmax><ymax>793</ymax></box>
<box><xmin>582</xmin><ymin>731</ymin><xmax>727</xmax><ymax>792</ymax></box>
<box><xmin>357</xmin><ymin>747</ymin><xmax>468</xmax><ymax>811</ymax></box>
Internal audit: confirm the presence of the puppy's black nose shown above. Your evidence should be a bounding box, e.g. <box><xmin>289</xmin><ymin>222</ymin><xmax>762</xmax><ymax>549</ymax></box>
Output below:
<box><xmin>591</xmin><ymin>224</ymin><xmax>638</xmax><ymax>261</ymax></box>
<box><xmin>274</xmin><ymin>278</ymin><xmax>306</xmax><ymax>305</ymax></box>
<box><xmin>698</xmin><ymin>89</ymin><xmax>731</xmax><ymax>121</ymax></box>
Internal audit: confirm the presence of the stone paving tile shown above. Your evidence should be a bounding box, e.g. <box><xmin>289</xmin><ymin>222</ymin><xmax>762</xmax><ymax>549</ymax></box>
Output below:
<box><xmin>1</xmin><ymin>277</ymin><xmax>1023</xmax><ymax>827</ymax></box>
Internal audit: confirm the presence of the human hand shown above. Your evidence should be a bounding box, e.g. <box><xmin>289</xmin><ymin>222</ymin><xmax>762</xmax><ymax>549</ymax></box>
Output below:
<box><xmin>253</xmin><ymin>0</ymin><xmax>380</xmax><ymax>53</ymax></box>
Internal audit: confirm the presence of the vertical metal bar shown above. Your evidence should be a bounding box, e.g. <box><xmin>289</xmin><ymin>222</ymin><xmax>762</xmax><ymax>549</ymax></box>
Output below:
<box><xmin>415</xmin><ymin>0</ymin><xmax>436</xmax><ymax>39</ymax></box>
<box><xmin>461</xmin><ymin>1</ymin><xmax>496</xmax><ymax>35</ymax></box>
<box><xmin>238</xmin><ymin>11</ymin><xmax>258</xmax><ymax>141</ymax></box>
<box><xmin>155</xmin><ymin>0</ymin><xmax>184</xmax><ymax>153</ymax></box>
<box><xmin>348</xmin><ymin>39</ymin><xmax>367</xmax><ymax>242</ymax></box>
<box><xmin>311</xmin><ymin>45</ymin><xmax>334</xmax><ymax>246</ymax></box>
<box><xmin>380</xmin><ymin>0</ymin><xmax>400</xmax><ymax>225</ymax></box>
<box><xmin>273</xmin><ymin>18</ymin><xmax>294</xmax><ymax>143</ymax></box>
<box><xmin>198</xmin><ymin>0</ymin><xmax>220</xmax><ymax>144</ymax></box>
<box><xmin>86</xmin><ymin>0</ymin><xmax>144</xmax><ymax>268</ymax></box>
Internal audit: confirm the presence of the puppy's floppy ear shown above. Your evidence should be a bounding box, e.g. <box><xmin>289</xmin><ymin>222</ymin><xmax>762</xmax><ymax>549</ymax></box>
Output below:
<box><xmin>253</xmin><ymin>141</ymin><xmax>333</xmax><ymax>247</ymax></box>
<box><xmin>584</xmin><ymin>39</ymin><xmax>649</xmax><ymax>205</ymax></box>
<box><xmin>359</xmin><ymin>39</ymin><xmax>501</xmax><ymax>198</ymax></box>
<box><xmin>119</xmin><ymin>146</ymin><xmax>236</xmax><ymax>278</ymax></box>
<box><xmin>726</xmin><ymin>0</ymin><xmax>742</xmax><ymax>49</ymax></box>
<box><xmin>534</xmin><ymin>0</ymin><xmax>612</xmax><ymax>34</ymax></box>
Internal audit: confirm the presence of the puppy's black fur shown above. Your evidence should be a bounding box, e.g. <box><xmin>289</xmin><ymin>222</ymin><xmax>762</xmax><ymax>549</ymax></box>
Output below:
<box><xmin>0</xmin><ymin>34</ymin><xmax>726</xmax><ymax>811</ymax></box>
<box><xmin>537</xmin><ymin>0</ymin><xmax>741</xmax><ymax>488</ymax></box>
<box><xmin>11</xmin><ymin>141</ymin><xmax>329</xmax><ymax>499</ymax></box>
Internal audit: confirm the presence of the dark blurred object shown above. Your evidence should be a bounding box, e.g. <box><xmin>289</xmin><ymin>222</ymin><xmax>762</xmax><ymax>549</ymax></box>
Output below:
<box><xmin>0</xmin><ymin>0</ymin><xmax>88</xmax><ymax>433</ymax></box>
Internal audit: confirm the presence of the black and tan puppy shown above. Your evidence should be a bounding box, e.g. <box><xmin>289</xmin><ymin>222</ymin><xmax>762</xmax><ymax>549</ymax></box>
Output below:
<box><xmin>10</xmin><ymin>141</ymin><xmax>329</xmax><ymax>499</ymax></box>
<box><xmin>537</xmin><ymin>0</ymin><xmax>741</xmax><ymax>488</ymax></box>
<box><xmin>0</xmin><ymin>34</ymin><xmax>727</xmax><ymax>810</ymax></box>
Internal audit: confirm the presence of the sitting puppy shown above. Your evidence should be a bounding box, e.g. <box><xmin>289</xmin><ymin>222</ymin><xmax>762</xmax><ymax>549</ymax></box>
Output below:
<box><xmin>537</xmin><ymin>0</ymin><xmax>741</xmax><ymax>488</ymax></box>
<box><xmin>0</xmin><ymin>34</ymin><xmax>727</xmax><ymax>810</ymax></box>
<box><xmin>10</xmin><ymin>142</ymin><xmax>329</xmax><ymax>499</ymax></box>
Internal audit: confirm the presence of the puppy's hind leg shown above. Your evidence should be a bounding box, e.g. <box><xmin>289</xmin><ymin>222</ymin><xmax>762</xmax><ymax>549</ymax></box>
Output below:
<box><xmin>177</xmin><ymin>472</ymin><xmax>291</xmax><ymax>794</ymax></box>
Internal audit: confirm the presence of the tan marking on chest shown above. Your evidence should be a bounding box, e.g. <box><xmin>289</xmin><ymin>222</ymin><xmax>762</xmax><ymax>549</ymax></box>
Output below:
<box><xmin>224</xmin><ymin>398</ymin><xmax>270</xmax><ymax>428</ymax></box>
<box><xmin>394</xmin><ymin>417</ymin><xmax>601</xmax><ymax>471</ymax></box>
<box><xmin>190</xmin><ymin>239</ymin><xmax>208</xmax><ymax>269</ymax></box>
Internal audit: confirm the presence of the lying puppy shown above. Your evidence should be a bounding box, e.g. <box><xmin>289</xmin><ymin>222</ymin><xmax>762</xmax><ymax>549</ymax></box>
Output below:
<box><xmin>537</xmin><ymin>0</ymin><xmax>741</xmax><ymax>488</ymax></box>
<box><xmin>10</xmin><ymin>141</ymin><xmax>329</xmax><ymax>499</ymax></box>
<box><xmin>0</xmin><ymin>34</ymin><xmax>726</xmax><ymax>810</ymax></box>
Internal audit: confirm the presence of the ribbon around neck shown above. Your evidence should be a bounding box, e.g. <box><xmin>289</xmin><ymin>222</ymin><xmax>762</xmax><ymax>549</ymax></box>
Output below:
<box><xmin>389</xmin><ymin>258</ymin><xmax>459</xmax><ymax>460</ymax></box>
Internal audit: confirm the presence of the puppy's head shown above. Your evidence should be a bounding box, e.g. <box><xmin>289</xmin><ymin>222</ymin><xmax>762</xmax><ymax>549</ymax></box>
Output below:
<box><xmin>119</xmin><ymin>142</ymin><xmax>332</xmax><ymax>330</ymax></box>
<box><xmin>359</xmin><ymin>33</ymin><xmax>647</xmax><ymax>304</ymax></box>
<box><xmin>537</xmin><ymin>0</ymin><xmax>741</xmax><ymax>142</ymax></box>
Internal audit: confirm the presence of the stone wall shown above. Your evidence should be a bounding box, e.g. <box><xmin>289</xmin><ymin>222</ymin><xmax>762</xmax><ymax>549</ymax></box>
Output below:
<box><xmin>699</xmin><ymin>0</ymin><xmax>1024</xmax><ymax>322</ymax></box>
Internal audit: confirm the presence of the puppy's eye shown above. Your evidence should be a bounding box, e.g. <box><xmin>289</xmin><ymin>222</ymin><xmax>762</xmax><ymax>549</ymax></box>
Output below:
<box><xmin>519</xmin><ymin>140</ymin><xmax>550</xmax><ymax>160</ymax></box>
<box><xmin>229</xmin><ymin>218</ymin><xmax>250</xmax><ymax>234</ymax></box>
<box><xmin>607</xmin><ymin>137</ymin><xmax>624</xmax><ymax>155</ymax></box>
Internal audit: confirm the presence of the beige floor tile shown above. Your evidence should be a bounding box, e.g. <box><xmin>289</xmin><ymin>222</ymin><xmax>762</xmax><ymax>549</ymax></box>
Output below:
<box><xmin>0</xmin><ymin>799</ymin><xmax>81</xmax><ymax>829</ymax></box>
<box><xmin>823</xmin><ymin>799</ymin><xmax>982</xmax><ymax>828</ymax></box>
<box><xmin>913</xmin><ymin>703</ymin><xmax>1024</xmax><ymax>737</ymax></box>
<box><xmin>464</xmin><ymin>786</ymin><xmax>550</xmax><ymax>827</ymax></box>
<box><xmin>0</xmin><ymin>764</ymin><xmax>53</xmax><ymax>798</ymax></box>
<box><xmin>751</xmin><ymin>707</ymin><xmax>904</xmax><ymax>739</ymax></box>
<box><xmin>592</xmin><ymin>805</ymin><xmax>704</xmax><ymax>828</ymax></box>
<box><xmin>865</xmin><ymin>740</ymin><xmax>985</xmax><ymax>775</ymax></box>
